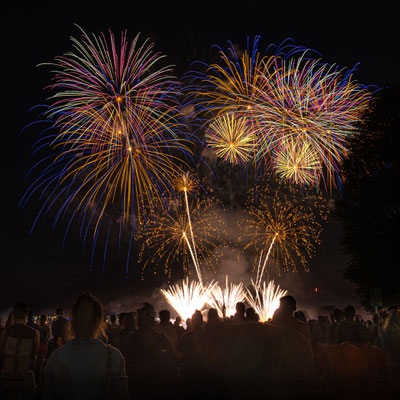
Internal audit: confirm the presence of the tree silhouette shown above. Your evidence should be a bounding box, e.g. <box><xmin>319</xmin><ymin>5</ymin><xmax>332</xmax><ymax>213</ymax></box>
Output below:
<box><xmin>336</xmin><ymin>82</ymin><xmax>400</xmax><ymax>309</ymax></box>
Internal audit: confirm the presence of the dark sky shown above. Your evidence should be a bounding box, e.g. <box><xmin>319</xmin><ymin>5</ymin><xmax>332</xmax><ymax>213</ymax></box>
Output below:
<box><xmin>2</xmin><ymin>2</ymin><xmax>398</xmax><ymax>316</ymax></box>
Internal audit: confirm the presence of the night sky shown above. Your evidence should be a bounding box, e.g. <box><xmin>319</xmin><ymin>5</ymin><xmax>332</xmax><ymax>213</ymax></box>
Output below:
<box><xmin>2</xmin><ymin>2</ymin><xmax>398</xmax><ymax>316</ymax></box>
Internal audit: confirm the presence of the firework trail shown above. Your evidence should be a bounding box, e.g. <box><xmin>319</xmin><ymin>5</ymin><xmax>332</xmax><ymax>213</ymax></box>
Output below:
<box><xmin>21</xmin><ymin>26</ymin><xmax>191</xmax><ymax>276</ymax></box>
<box><xmin>240</xmin><ymin>184</ymin><xmax>327</xmax><ymax>275</ymax></box>
<box><xmin>175</xmin><ymin>173</ymin><xmax>202</xmax><ymax>284</ymax></box>
<box><xmin>208</xmin><ymin>275</ymin><xmax>246</xmax><ymax>318</ymax></box>
<box><xmin>245</xmin><ymin>280</ymin><xmax>287</xmax><ymax>322</ymax></box>
<box><xmin>138</xmin><ymin>196</ymin><xmax>224</xmax><ymax>281</ymax></box>
<box><xmin>255</xmin><ymin>234</ymin><xmax>278</xmax><ymax>290</ymax></box>
<box><xmin>161</xmin><ymin>277</ymin><xmax>217</xmax><ymax>321</ymax></box>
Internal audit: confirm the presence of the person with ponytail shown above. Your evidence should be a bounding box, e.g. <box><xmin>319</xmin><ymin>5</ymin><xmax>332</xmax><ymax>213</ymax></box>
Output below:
<box><xmin>43</xmin><ymin>292</ymin><xmax>129</xmax><ymax>399</ymax></box>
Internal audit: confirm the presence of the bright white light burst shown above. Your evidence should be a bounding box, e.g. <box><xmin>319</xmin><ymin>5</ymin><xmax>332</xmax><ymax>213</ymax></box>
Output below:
<box><xmin>245</xmin><ymin>280</ymin><xmax>287</xmax><ymax>322</ymax></box>
<box><xmin>208</xmin><ymin>275</ymin><xmax>246</xmax><ymax>318</ymax></box>
<box><xmin>161</xmin><ymin>277</ymin><xmax>216</xmax><ymax>320</ymax></box>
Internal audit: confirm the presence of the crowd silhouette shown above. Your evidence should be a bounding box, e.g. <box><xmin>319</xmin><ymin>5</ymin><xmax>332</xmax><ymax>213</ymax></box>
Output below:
<box><xmin>0</xmin><ymin>292</ymin><xmax>399</xmax><ymax>399</ymax></box>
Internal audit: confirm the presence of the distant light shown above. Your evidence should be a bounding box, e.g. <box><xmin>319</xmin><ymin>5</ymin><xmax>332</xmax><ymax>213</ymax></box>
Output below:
<box><xmin>314</xmin><ymin>287</ymin><xmax>318</xmax><ymax>293</ymax></box>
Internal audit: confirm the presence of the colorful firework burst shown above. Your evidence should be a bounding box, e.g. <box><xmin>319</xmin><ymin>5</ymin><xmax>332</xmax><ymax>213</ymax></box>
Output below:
<box><xmin>193</xmin><ymin>37</ymin><xmax>372</xmax><ymax>190</ymax></box>
<box><xmin>254</xmin><ymin>54</ymin><xmax>371</xmax><ymax>190</ymax></box>
<box><xmin>274</xmin><ymin>137</ymin><xmax>322</xmax><ymax>186</ymax></box>
<box><xmin>21</xmin><ymin>27</ymin><xmax>191</xmax><ymax>277</ymax></box>
<box><xmin>205</xmin><ymin>114</ymin><xmax>257</xmax><ymax>165</ymax></box>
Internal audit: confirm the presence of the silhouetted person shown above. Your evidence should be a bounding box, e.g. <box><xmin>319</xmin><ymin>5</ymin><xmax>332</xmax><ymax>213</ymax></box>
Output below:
<box><xmin>155</xmin><ymin>310</ymin><xmax>178</xmax><ymax>353</ymax></box>
<box><xmin>118</xmin><ymin>312</ymin><xmax>127</xmax><ymax>330</ymax></box>
<box><xmin>185</xmin><ymin>318</ymin><xmax>192</xmax><ymax>332</ymax></box>
<box><xmin>233</xmin><ymin>302</ymin><xmax>246</xmax><ymax>324</ymax></box>
<box><xmin>294</xmin><ymin>310</ymin><xmax>307</xmax><ymax>323</ymax></box>
<box><xmin>173</xmin><ymin>316</ymin><xmax>185</xmax><ymax>341</ymax></box>
<box><xmin>5</xmin><ymin>311</ymin><xmax>14</xmax><ymax>329</ymax></box>
<box><xmin>246</xmin><ymin>307</ymin><xmax>260</xmax><ymax>322</ymax></box>
<box><xmin>37</xmin><ymin>314</ymin><xmax>50</xmax><ymax>383</ymax></box>
<box><xmin>335</xmin><ymin>305</ymin><xmax>364</xmax><ymax>345</ymax></box>
<box><xmin>119</xmin><ymin>313</ymin><xmax>136</xmax><ymax>341</ymax></box>
<box><xmin>123</xmin><ymin>304</ymin><xmax>175</xmax><ymax>399</ymax></box>
<box><xmin>328</xmin><ymin>308</ymin><xmax>344</xmax><ymax>344</ymax></box>
<box><xmin>368</xmin><ymin>314</ymin><xmax>382</xmax><ymax>345</ymax></box>
<box><xmin>178</xmin><ymin>310</ymin><xmax>206</xmax><ymax>399</ymax></box>
<box><xmin>0</xmin><ymin>302</ymin><xmax>40</xmax><ymax>398</ymax></box>
<box><xmin>51</xmin><ymin>307</ymin><xmax>69</xmax><ymax>348</ymax></box>
<box><xmin>314</xmin><ymin>315</ymin><xmax>329</xmax><ymax>343</ymax></box>
<box><xmin>107</xmin><ymin>314</ymin><xmax>121</xmax><ymax>348</ymax></box>
<box><xmin>109</xmin><ymin>315</ymin><xmax>118</xmax><ymax>329</ymax></box>
<box><xmin>47</xmin><ymin>310</ymin><xmax>70</xmax><ymax>358</ymax></box>
<box><xmin>380</xmin><ymin>309</ymin><xmax>400</xmax><ymax>395</ymax></box>
<box><xmin>272</xmin><ymin>295</ymin><xmax>311</xmax><ymax>340</ymax></box>
<box><xmin>43</xmin><ymin>292</ymin><xmax>129</xmax><ymax>399</ymax></box>
<box><xmin>205</xmin><ymin>308</ymin><xmax>221</xmax><ymax>331</ymax></box>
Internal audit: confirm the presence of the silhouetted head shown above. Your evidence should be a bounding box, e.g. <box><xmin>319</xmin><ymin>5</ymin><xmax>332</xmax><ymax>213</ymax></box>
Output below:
<box><xmin>175</xmin><ymin>316</ymin><xmax>182</xmax><ymax>324</ymax></box>
<box><xmin>344</xmin><ymin>305</ymin><xmax>356</xmax><ymax>321</ymax></box>
<box><xmin>207</xmin><ymin>308</ymin><xmax>219</xmax><ymax>324</ymax></box>
<box><xmin>235</xmin><ymin>302</ymin><xmax>245</xmax><ymax>317</ymax></box>
<box><xmin>40</xmin><ymin>314</ymin><xmax>47</xmax><ymax>325</ymax></box>
<box><xmin>118</xmin><ymin>312</ymin><xmax>126</xmax><ymax>326</ymax></box>
<box><xmin>159</xmin><ymin>309</ymin><xmax>171</xmax><ymax>324</ymax></box>
<box><xmin>122</xmin><ymin>312</ymin><xmax>136</xmax><ymax>332</ymax></box>
<box><xmin>308</xmin><ymin>319</ymin><xmax>317</xmax><ymax>328</ymax></box>
<box><xmin>318</xmin><ymin>315</ymin><xmax>327</xmax><ymax>325</ymax></box>
<box><xmin>191</xmin><ymin>310</ymin><xmax>203</xmax><ymax>331</ymax></box>
<box><xmin>56</xmin><ymin>307</ymin><xmax>63</xmax><ymax>317</ymax></box>
<box><xmin>137</xmin><ymin>303</ymin><xmax>155</xmax><ymax>330</ymax></box>
<box><xmin>13</xmin><ymin>302</ymin><xmax>29</xmax><ymax>322</ymax></box>
<box><xmin>110</xmin><ymin>315</ymin><xmax>116</xmax><ymax>324</ymax></box>
<box><xmin>279</xmin><ymin>295</ymin><xmax>297</xmax><ymax>314</ymax></box>
<box><xmin>294</xmin><ymin>310</ymin><xmax>307</xmax><ymax>323</ymax></box>
<box><xmin>333</xmin><ymin>308</ymin><xmax>344</xmax><ymax>323</ymax></box>
<box><xmin>71</xmin><ymin>292</ymin><xmax>105</xmax><ymax>339</ymax></box>
<box><xmin>246</xmin><ymin>307</ymin><xmax>259</xmax><ymax>322</ymax></box>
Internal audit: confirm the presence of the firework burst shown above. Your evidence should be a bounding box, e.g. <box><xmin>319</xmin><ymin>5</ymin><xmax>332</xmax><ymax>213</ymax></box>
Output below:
<box><xmin>205</xmin><ymin>114</ymin><xmax>257</xmax><ymax>165</ymax></box>
<box><xmin>138</xmin><ymin>196</ymin><xmax>224</xmax><ymax>281</ymax></box>
<box><xmin>161</xmin><ymin>278</ymin><xmax>217</xmax><ymax>321</ymax></box>
<box><xmin>245</xmin><ymin>280</ymin><xmax>288</xmax><ymax>322</ymax></box>
<box><xmin>208</xmin><ymin>275</ymin><xmax>246</xmax><ymax>318</ymax></box>
<box><xmin>22</xmin><ymin>27</ymin><xmax>191</xmax><ymax>276</ymax></box>
<box><xmin>240</xmin><ymin>184</ymin><xmax>327</xmax><ymax>276</ymax></box>
<box><xmin>193</xmin><ymin>37</ymin><xmax>372</xmax><ymax>190</ymax></box>
<box><xmin>274</xmin><ymin>137</ymin><xmax>322</xmax><ymax>187</ymax></box>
